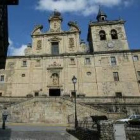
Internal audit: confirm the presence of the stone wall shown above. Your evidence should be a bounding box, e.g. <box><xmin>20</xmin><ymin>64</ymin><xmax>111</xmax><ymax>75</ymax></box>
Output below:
<box><xmin>0</xmin><ymin>96</ymin><xmax>140</xmax><ymax>121</ymax></box>
<box><xmin>100</xmin><ymin>121</ymin><xmax>114</xmax><ymax>140</ymax></box>
<box><xmin>68</xmin><ymin>120</ymin><xmax>140</xmax><ymax>140</ymax></box>
<box><xmin>126</xmin><ymin>126</ymin><xmax>140</xmax><ymax>140</ymax></box>
<box><xmin>0</xmin><ymin>97</ymin><xmax>108</xmax><ymax>124</ymax></box>
<box><xmin>0</xmin><ymin>51</ymin><xmax>140</xmax><ymax>97</ymax></box>
<box><xmin>100</xmin><ymin>122</ymin><xmax>140</xmax><ymax>140</ymax></box>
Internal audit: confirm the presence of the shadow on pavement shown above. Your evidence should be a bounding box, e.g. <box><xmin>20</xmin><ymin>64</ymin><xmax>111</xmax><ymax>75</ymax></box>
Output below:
<box><xmin>0</xmin><ymin>127</ymin><xmax>11</xmax><ymax>140</ymax></box>
<box><xmin>67</xmin><ymin>128</ymin><xmax>99</xmax><ymax>140</ymax></box>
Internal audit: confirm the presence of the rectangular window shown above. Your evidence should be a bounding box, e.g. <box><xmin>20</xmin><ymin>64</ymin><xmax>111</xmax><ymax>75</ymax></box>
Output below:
<box><xmin>71</xmin><ymin>91</ymin><xmax>76</xmax><ymax>97</ymax></box>
<box><xmin>35</xmin><ymin>92</ymin><xmax>39</xmax><ymax>97</ymax></box>
<box><xmin>22</xmin><ymin>74</ymin><xmax>25</xmax><ymax>77</ymax></box>
<box><xmin>113</xmin><ymin>72</ymin><xmax>119</xmax><ymax>81</ymax></box>
<box><xmin>85</xmin><ymin>58</ymin><xmax>91</xmax><ymax>65</ymax></box>
<box><xmin>0</xmin><ymin>92</ymin><xmax>2</xmax><ymax>97</ymax></box>
<box><xmin>111</xmin><ymin>56</ymin><xmax>117</xmax><ymax>65</ymax></box>
<box><xmin>0</xmin><ymin>75</ymin><xmax>4</xmax><ymax>82</ymax></box>
<box><xmin>70</xmin><ymin>58</ymin><xmax>75</xmax><ymax>65</ymax></box>
<box><xmin>137</xmin><ymin>71</ymin><xmax>140</xmax><ymax>78</ymax></box>
<box><xmin>23</xmin><ymin>61</ymin><xmax>27</xmax><ymax>67</ymax></box>
<box><xmin>35</xmin><ymin>60</ymin><xmax>41</xmax><ymax>67</ymax></box>
<box><xmin>133</xmin><ymin>55</ymin><xmax>139</xmax><ymax>61</ymax></box>
<box><xmin>51</xmin><ymin>42</ymin><xmax>59</xmax><ymax>55</ymax></box>
<box><xmin>115</xmin><ymin>92</ymin><xmax>122</xmax><ymax>98</ymax></box>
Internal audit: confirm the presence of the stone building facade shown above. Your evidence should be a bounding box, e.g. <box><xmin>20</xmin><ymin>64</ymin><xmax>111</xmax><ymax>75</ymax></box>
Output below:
<box><xmin>0</xmin><ymin>10</ymin><xmax>140</xmax><ymax>97</ymax></box>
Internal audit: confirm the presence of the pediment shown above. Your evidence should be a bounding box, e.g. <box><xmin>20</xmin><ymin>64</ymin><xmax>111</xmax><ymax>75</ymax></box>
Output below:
<box><xmin>31</xmin><ymin>25</ymin><xmax>43</xmax><ymax>35</ymax></box>
<box><xmin>48</xmin><ymin>36</ymin><xmax>62</xmax><ymax>42</ymax></box>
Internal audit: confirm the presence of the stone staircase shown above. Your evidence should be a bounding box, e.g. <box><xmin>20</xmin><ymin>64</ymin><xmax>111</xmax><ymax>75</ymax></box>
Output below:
<box><xmin>0</xmin><ymin>97</ymin><xmax>125</xmax><ymax>124</ymax></box>
<box><xmin>0</xmin><ymin>97</ymin><xmax>109</xmax><ymax>124</ymax></box>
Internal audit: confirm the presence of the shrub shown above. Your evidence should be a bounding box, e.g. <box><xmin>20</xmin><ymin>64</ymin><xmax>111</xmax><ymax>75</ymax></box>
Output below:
<box><xmin>41</xmin><ymin>94</ymin><xmax>47</xmax><ymax>97</ymax></box>
<box><xmin>26</xmin><ymin>94</ymin><xmax>33</xmax><ymax>98</ymax></box>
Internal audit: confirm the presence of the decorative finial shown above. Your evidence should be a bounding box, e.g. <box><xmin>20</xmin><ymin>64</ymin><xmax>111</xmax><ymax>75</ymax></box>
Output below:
<box><xmin>53</xmin><ymin>9</ymin><xmax>61</xmax><ymax>16</ymax></box>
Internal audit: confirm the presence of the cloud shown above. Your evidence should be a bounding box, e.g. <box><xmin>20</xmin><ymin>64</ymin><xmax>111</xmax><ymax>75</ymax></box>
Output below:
<box><xmin>123</xmin><ymin>0</ymin><xmax>133</xmax><ymax>7</ymax></box>
<box><xmin>8</xmin><ymin>39</ymin><xmax>27</xmax><ymax>56</ymax></box>
<box><xmin>36</xmin><ymin>0</ymin><xmax>133</xmax><ymax>16</ymax></box>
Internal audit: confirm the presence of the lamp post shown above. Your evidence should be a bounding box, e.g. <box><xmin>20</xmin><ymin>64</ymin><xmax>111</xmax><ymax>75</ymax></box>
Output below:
<box><xmin>72</xmin><ymin>75</ymin><xmax>78</xmax><ymax>128</ymax></box>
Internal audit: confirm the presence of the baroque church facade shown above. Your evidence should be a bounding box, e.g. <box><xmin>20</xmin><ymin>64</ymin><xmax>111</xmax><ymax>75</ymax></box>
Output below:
<box><xmin>0</xmin><ymin>10</ymin><xmax>140</xmax><ymax>97</ymax></box>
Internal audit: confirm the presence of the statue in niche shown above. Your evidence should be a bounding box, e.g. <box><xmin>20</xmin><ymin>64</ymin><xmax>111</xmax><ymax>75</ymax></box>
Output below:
<box><xmin>52</xmin><ymin>73</ymin><xmax>59</xmax><ymax>85</ymax></box>
<box><xmin>69</xmin><ymin>38</ymin><xmax>74</xmax><ymax>48</ymax></box>
<box><xmin>36</xmin><ymin>40</ymin><xmax>42</xmax><ymax>50</ymax></box>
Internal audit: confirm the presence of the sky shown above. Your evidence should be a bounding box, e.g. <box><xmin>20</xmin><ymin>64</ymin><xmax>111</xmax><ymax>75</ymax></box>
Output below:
<box><xmin>7</xmin><ymin>0</ymin><xmax>140</xmax><ymax>56</ymax></box>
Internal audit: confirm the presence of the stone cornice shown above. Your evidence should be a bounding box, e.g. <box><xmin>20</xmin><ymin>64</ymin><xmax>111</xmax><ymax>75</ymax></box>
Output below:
<box><xmin>31</xmin><ymin>30</ymin><xmax>80</xmax><ymax>37</ymax></box>
<box><xmin>6</xmin><ymin>49</ymin><xmax>140</xmax><ymax>59</ymax></box>
<box><xmin>89</xmin><ymin>20</ymin><xmax>125</xmax><ymax>26</ymax></box>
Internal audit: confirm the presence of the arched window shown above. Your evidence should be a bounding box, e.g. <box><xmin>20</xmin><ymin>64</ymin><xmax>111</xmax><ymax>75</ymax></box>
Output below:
<box><xmin>99</xmin><ymin>30</ymin><xmax>106</xmax><ymax>40</ymax></box>
<box><xmin>111</xmin><ymin>29</ymin><xmax>118</xmax><ymax>39</ymax></box>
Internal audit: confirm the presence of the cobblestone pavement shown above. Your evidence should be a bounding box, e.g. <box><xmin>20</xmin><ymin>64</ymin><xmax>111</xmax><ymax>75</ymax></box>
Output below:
<box><xmin>0</xmin><ymin>123</ymin><xmax>78</xmax><ymax>140</ymax></box>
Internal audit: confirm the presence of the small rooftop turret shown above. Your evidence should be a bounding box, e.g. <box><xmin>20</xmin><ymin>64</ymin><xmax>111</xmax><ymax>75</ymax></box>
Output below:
<box><xmin>96</xmin><ymin>8</ymin><xmax>107</xmax><ymax>22</ymax></box>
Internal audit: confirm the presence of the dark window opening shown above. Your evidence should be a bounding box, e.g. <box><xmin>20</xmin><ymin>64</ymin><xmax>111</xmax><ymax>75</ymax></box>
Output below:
<box><xmin>85</xmin><ymin>58</ymin><xmax>91</xmax><ymax>65</ymax></box>
<box><xmin>99</xmin><ymin>30</ymin><xmax>106</xmax><ymax>40</ymax></box>
<box><xmin>35</xmin><ymin>92</ymin><xmax>39</xmax><ymax>97</ymax></box>
<box><xmin>22</xmin><ymin>74</ymin><xmax>25</xmax><ymax>77</ymax></box>
<box><xmin>51</xmin><ymin>42</ymin><xmax>59</xmax><ymax>55</ymax></box>
<box><xmin>115</xmin><ymin>92</ymin><xmax>122</xmax><ymax>98</ymax></box>
<box><xmin>101</xmin><ymin>17</ymin><xmax>105</xmax><ymax>21</ymax></box>
<box><xmin>71</xmin><ymin>91</ymin><xmax>76</xmax><ymax>97</ymax></box>
<box><xmin>0</xmin><ymin>92</ymin><xmax>2</xmax><ymax>97</ymax></box>
<box><xmin>137</xmin><ymin>71</ymin><xmax>140</xmax><ymax>82</ymax></box>
<box><xmin>133</xmin><ymin>55</ymin><xmax>139</xmax><ymax>61</ymax></box>
<box><xmin>0</xmin><ymin>75</ymin><xmax>4</xmax><ymax>82</ymax></box>
<box><xmin>111</xmin><ymin>29</ymin><xmax>118</xmax><ymax>40</ymax></box>
<box><xmin>137</xmin><ymin>71</ymin><xmax>140</xmax><ymax>77</ymax></box>
<box><xmin>113</xmin><ymin>72</ymin><xmax>119</xmax><ymax>81</ymax></box>
<box><xmin>70</xmin><ymin>58</ymin><xmax>75</xmax><ymax>65</ymax></box>
<box><xmin>23</xmin><ymin>61</ymin><xmax>27</xmax><ymax>67</ymax></box>
<box><xmin>111</xmin><ymin>56</ymin><xmax>117</xmax><ymax>65</ymax></box>
<box><xmin>49</xmin><ymin>89</ymin><xmax>60</xmax><ymax>96</ymax></box>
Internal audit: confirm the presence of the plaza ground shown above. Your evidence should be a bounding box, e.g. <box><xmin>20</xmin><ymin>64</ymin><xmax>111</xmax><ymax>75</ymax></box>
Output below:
<box><xmin>0</xmin><ymin>122</ymin><xmax>78</xmax><ymax>140</ymax></box>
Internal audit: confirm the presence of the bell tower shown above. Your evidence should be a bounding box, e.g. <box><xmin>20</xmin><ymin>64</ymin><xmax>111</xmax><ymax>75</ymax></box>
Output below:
<box><xmin>87</xmin><ymin>8</ymin><xmax>129</xmax><ymax>52</ymax></box>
